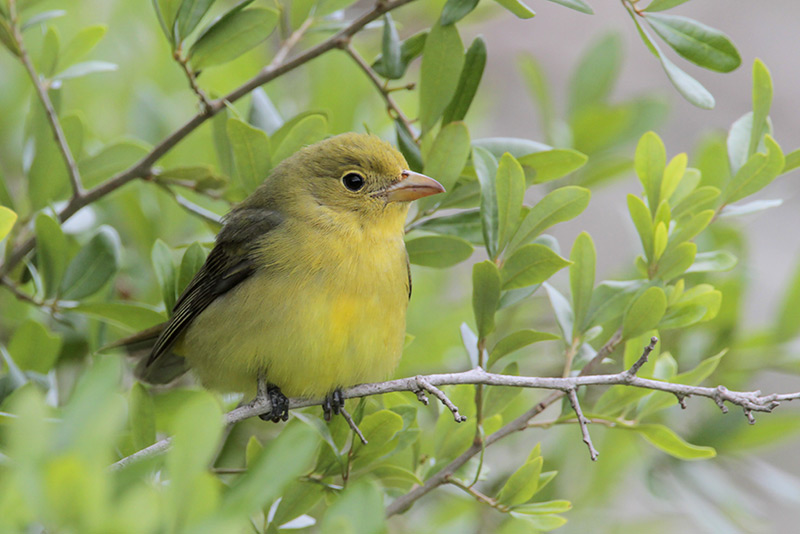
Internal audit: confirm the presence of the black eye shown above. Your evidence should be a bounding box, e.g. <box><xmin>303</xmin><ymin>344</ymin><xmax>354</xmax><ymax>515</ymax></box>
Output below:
<box><xmin>342</xmin><ymin>172</ymin><xmax>365</xmax><ymax>191</ymax></box>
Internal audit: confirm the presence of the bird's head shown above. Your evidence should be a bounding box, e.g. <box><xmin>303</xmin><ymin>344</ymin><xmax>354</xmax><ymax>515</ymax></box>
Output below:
<box><xmin>260</xmin><ymin>133</ymin><xmax>444</xmax><ymax>230</ymax></box>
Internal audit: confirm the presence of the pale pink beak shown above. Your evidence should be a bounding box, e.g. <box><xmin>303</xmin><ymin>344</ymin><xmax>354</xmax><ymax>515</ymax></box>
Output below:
<box><xmin>380</xmin><ymin>170</ymin><xmax>445</xmax><ymax>202</ymax></box>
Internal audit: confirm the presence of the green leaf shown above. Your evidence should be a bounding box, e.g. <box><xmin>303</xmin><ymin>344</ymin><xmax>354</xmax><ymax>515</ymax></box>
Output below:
<box><xmin>727</xmin><ymin>112</ymin><xmax>756</xmax><ymax>177</ymax></box>
<box><xmin>627</xmin><ymin>423</ymin><xmax>716</xmax><ymax>459</ymax></box>
<box><xmin>501</xmin><ymin>244</ymin><xmax>571</xmax><ymax>290</ymax></box>
<box><xmin>627</xmin><ymin>194</ymin><xmax>654</xmax><ymax>261</ymax></box>
<box><xmin>473</xmin><ymin>137</ymin><xmax>550</xmax><ymax>160</ymax></box>
<box><xmin>321</xmin><ymin>479</ymin><xmax>385</xmax><ymax>534</ymax></box>
<box><xmin>783</xmin><ymin>148</ymin><xmax>800</xmax><ymax>174</ymax></box>
<box><xmin>497</xmin><ymin>457</ymin><xmax>543</xmax><ymax>506</ymax></box>
<box><xmin>630</xmin><ymin>14</ymin><xmax>714</xmax><ymax>109</ymax></box>
<box><xmin>418</xmin><ymin>22</ymin><xmax>464</xmax><ymax>133</ymax></box>
<box><xmin>153</xmin><ymin>0</ymin><xmax>184</xmax><ymax>43</ymax></box>
<box><xmin>188</xmin><ymin>7</ymin><xmax>278</xmax><ymax>71</ymax></box>
<box><xmin>178</xmin><ymin>242</ymin><xmax>206</xmax><ymax>295</ymax></box>
<box><xmin>151</xmin><ymin>239</ymin><xmax>178</xmax><ymax>311</ymax></box>
<box><xmin>0</xmin><ymin>17</ymin><xmax>21</xmax><ymax>57</ymax></box>
<box><xmin>272</xmin><ymin>114</ymin><xmax>327</xmax><ymax>165</ymax></box>
<box><xmin>8</xmin><ymin>320</ymin><xmax>62</xmax><ymax>373</ymax></box>
<box><xmin>749</xmin><ymin>59</ymin><xmax>773</xmax><ymax>159</ymax></box>
<box><xmin>622</xmin><ymin>287</ymin><xmax>667</xmax><ymax>339</ymax></box>
<box><xmin>488</xmin><ymin>329</ymin><xmax>559</xmax><ymax>369</ymax></box>
<box><xmin>726</xmin><ymin>136</ymin><xmax>784</xmax><ymax>204</ymax></box>
<box><xmin>227</xmin><ymin>117</ymin><xmax>270</xmax><ymax>193</ymax></box>
<box><xmin>660</xmin><ymin>153</ymin><xmax>687</xmax><ymax>203</ymax></box>
<box><xmin>68</xmin><ymin>301</ymin><xmax>166</xmax><ymax>331</ymax></box>
<box><xmin>473</xmin><ymin>260</ymin><xmax>502</xmax><ymax>339</ymax></box>
<box><xmin>441</xmin><ymin>0</ymin><xmax>480</xmax><ymax>24</ymax></box>
<box><xmin>496</xmin><ymin>153</ymin><xmax>526</xmax><ymax>254</ymax></box>
<box><xmin>38</xmin><ymin>26</ymin><xmax>60</xmax><ymax>77</ymax></box>
<box><xmin>569</xmin><ymin>32</ymin><xmax>621</xmax><ymax>114</ymax></box>
<box><xmin>380</xmin><ymin>14</ymin><xmax>403</xmax><ymax>79</ymax></box>
<box><xmin>512</xmin><ymin>500</ymin><xmax>573</xmax><ymax>514</ymax></box>
<box><xmin>0</xmin><ymin>206</ymin><xmax>17</xmax><ymax>241</ymax></box>
<box><xmin>584</xmin><ymin>280</ymin><xmax>643</xmax><ymax>329</ymax></box>
<box><xmin>545</xmin><ymin>0</ymin><xmax>592</xmax><ymax>14</ymax></box>
<box><xmin>373</xmin><ymin>30</ymin><xmax>427</xmax><ymax>80</ymax></box>
<box><xmin>129</xmin><ymin>382</ymin><xmax>156</xmax><ymax>451</ymax></box>
<box><xmin>175</xmin><ymin>0</ymin><xmax>216</xmax><ymax>42</ymax></box>
<box><xmin>34</xmin><ymin>213</ymin><xmax>68</xmax><ymax>299</ymax></box>
<box><xmin>667</xmin><ymin>210</ymin><xmax>714</xmax><ymax>249</ymax></box>
<box><xmin>53</xmin><ymin>60</ymin><xmax>118</xmax><ymax>81</ymax></box>
<box><xmin>493</xmin><ymin>0</ymin><xmax>535</xmax><ymax>19</ymax></box>
<box><xmin>350</xmin><ymin>409</ymin><xmax>404</xmax><ymax>469</ymax></box>
<box><xmin>406</xmin><ymin>235</ymin><xmax>474</xmax><ymax>268</ymax></box>
<box><xmin>412</xmin><ymin>210</ymin><xmax>483</xmax><ymax>244</ymax></box>
<box><xmin>544</xmin><ymin>282</ymin><xmax>574</xmax><ymax>341</ymax></box>
<box><xmin>473</xmin><ymin>146</ymin><xmax>499</xmax><ymax>257</ymax></box>
<box><xmin>395</xmin><ymin>120</ymin><xmax>423</xmax><ymax>172</ymax></box>
<box><xmin>271</xmin><ymin>480</ymin><xmax>325</xmax><ymax>529</ymax></box>
<box><xmin>442</xmin><ymin>36</ymin><xmax>487</xmax><ymax>124</ymax></box>
<box><xmin>59</xmin><ymin>25</ymin><xmax>107</xmax><ymax>68</ymax></box>
<box><xmin>223</xmin><ymin>423</ymin><xmax>318</xmax><ymax>518</ymax></box>
<box><xmin>570</xmin><ymin>232</ymin><xmax>595</xmax><ymax>335</ymax></box>
<box><xmin>657</xmin><ymin>241</ymin><xmax>696</xmax><ymax>280</ymax></box>
<box><xmin>671</xmin><ymin>186</ymin><xmax>719</xmax><ymax>219</ymax></box>
<box><xmin>645</xmin><ymin>13</ymin><xmax>741</xmax><ymax>73</ymax></box>
<box><xmin>643</xmin><ymin>0</ymin><xmax>691</xmax><ymax>12</ymax></box>
<box><xmin>686</xmin><ymin>250</ymin><xmax>737</xmax><ymax>273</ymax></box>
<box><xmin>635</xmin><ymin>131</ymin><xmax>666</xmax><ymax>214</ymax></box>
<box><xmin>517</xmin><ymin>149</ymin><xmax>588</xmax><ymax>184</ymax></box>
<box><xmin>423</xmin><ymin>122</ymin><xmax>471</xmax><ymax>192</ymax></box>
<box><xmin>507</xmin><ymin>186</ymin><xmax>591</xmax><ymax>253</ymax></box>
<box><xmin>718</xmin><ymin>199</ymin><xmax>782</xmax><ymax>218</ymax></box>
<box><xmin>158</xmin><ymin>165</ymin><xmax>227</xmax><ymax>192</ymax></box>
<box><xmin>60</xmin><ymin>226</ymin><xmax>121</xmax><ymax>300</ymax></box>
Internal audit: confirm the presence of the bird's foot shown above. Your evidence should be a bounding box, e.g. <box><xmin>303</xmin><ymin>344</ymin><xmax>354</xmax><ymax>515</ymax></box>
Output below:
<box><xmin>253</xmin><ymin>374</ymin><xmax>289</xmax><ymax>423</ymax></box>
<box><xmin>322</xmin><ymin>389</ymin><xmax>345</xmax><ymax>422</ymax></box>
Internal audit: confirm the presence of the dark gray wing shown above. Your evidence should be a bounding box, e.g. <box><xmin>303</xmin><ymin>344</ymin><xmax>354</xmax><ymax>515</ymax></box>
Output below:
<box><xmin>145</xmin><ymin>208</ymin><xmax>282</xmax><ymax>367</ymax></box>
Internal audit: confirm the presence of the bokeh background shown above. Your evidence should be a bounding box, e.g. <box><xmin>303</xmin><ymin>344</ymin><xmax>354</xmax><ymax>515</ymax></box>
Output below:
<box><xmin>2</xmin><ymin>0</ymin><xmax>800</xmax><ymax>532</ymax></box>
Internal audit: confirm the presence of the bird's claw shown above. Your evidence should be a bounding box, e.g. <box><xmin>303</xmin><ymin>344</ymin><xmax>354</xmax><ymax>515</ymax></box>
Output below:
<box><xmin>322</xmin><ymin>389</ymin><xmax>345</xmax><ymax>422</ymax></box>
<box><xmin>258</xmin><ymin>384</ymin><xmax>289</xmax><ymax>423</ymax></box>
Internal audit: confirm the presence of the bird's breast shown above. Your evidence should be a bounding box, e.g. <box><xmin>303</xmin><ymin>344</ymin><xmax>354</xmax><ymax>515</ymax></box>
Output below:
<box><xmin>181</xmin><ymin>220</ymin><xmax>410</xmax><ymax>398</ymax></box>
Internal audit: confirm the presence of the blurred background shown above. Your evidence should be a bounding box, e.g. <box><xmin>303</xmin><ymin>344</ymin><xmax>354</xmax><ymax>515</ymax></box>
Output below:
<box><xmin>1</xmin><ymin>0</ymin><xmax>800</xmax><ymax>532</ymax></box>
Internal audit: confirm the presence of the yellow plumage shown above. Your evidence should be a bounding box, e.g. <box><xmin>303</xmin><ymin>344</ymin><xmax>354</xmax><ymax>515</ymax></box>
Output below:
<box><xmin>140</xmin><ymin>133</ymin><xmax>444</xmax><ymax>411</ymax></box>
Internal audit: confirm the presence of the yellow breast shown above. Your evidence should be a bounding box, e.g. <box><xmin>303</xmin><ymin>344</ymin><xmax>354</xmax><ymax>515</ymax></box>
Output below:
<box><xmin>178</xmin><ymin>214</ymin><xmax>410</xmax><ymax>398</ymax></box>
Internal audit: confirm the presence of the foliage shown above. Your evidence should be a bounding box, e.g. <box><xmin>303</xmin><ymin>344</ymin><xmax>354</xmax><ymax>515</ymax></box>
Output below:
<box><xmin>1</xmin><ymin>0</ymin><xmax>800</xmax><ymax>532</ymax></box>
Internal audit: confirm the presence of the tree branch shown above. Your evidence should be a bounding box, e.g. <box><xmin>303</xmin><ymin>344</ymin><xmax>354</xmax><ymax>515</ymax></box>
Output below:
<box><xmin>110</xmin><ymin>362</ymin><xmax>800</xmax><ymax>477</ymax></box>
<box><xmin>8</xmin><ymin>0</ymin><xmax>84</xmax><ymax>198</ymax></box>
<box><xmin>0</xmin><ymin>0</ymin><xmax>418</xmax><ymax>279</ymax></box>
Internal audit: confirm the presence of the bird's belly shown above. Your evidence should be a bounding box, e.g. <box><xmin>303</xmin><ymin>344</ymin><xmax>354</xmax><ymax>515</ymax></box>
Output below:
<box><xmin>179</xmin><ymin>262</ymin><xmax>408</xmax><ymax>398</ymax></box>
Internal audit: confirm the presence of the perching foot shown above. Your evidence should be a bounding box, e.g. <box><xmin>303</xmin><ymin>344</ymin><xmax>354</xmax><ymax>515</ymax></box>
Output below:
<box><xmin>322</xmin><ymin>389</ymin><xmax>345</xmax><ymax>422</ymax></box>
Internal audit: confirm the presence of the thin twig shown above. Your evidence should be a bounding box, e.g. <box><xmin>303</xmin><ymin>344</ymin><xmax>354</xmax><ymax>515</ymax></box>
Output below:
<box><xmin>566</xmin><ymin>388</ymin><xmax>598</xmax><ymax>461</ymax></box>
<box><xmin>268</xmin><ymin>16</ymin><xmax>314</xmax><ymax>70</ymax></box>
<box><xmin>416</xmin><ymin>375</ymin><xmax>467</xmax><ymax>422</ymax></box>
<box><xmin>8</xmin><ymin>0</ymin><xmax>83</xmax><ymax>198</ymax></box>
<box><xmin>340</xmin><ymin>406</ymin><xmax>368</xmax><ymax>445</ymax></box>
<box><xmin>0</xmin><ymin>0</ymin><xmax>418</xmax><ymax>279</ymax></box>
<box><xmin>0</xmin><ymin>276</ymin><xmax>45</xmax><ymax>307</ymax></box>
<box><xmin>445</xmin><ymin>475</ymin><xmax>509</xmax><ymax>512</ymax></box>
<box><xmin>342</xmin><ymin>43</ymin><xmax>416</xmax><ymax>138</ymax></box>
<box><xmin>174</xmin><ymin>51</ymin><xmax>213</xmax><ymax>113</ymax></box>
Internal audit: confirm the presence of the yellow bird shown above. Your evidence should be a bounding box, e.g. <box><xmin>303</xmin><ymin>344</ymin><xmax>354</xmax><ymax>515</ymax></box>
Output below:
<box><xmin>137</xmin><ymin>133</ymin><xmax>444</xmax><ymax>422</ymax></box>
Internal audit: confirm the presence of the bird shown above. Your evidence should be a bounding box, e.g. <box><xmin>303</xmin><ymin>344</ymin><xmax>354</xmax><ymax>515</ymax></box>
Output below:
<box><xmin>130</xmin><ymin>132</ymin><xmax>444</xmax><ymax>422</ymax></box>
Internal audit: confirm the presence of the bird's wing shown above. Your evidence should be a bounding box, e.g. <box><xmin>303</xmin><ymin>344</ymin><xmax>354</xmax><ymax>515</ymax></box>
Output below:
<box><xmin>146</xmin><ymin>208</ymin><xmax>282</xmax><ymax>367</ymax></box>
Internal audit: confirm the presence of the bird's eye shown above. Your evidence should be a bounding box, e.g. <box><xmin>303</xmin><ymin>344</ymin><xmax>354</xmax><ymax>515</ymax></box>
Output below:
<box><xmin>342</xmin><ymin>172</ymin><xmax>365</xmax><ymax>191</ymax></box>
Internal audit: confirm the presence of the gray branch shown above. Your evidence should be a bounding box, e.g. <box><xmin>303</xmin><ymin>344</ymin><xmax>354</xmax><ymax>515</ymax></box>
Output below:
<box><xmin>110</xmin><ymin>364</ymin><xmax>800</xmax><ymax>471</ymax></box>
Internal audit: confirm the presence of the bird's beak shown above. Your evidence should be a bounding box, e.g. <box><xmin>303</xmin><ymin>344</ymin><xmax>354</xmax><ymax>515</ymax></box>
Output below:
<box><xmin>381</xmin><ymin>170</ymin><xmax>446</xmax><ymax>203</ymax></box>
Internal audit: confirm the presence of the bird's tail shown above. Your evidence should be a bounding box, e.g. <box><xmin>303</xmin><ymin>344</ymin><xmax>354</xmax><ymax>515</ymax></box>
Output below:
<box><xmin>101</xmin><ymin>323</ymin><xmax>189</xmax><ymax>385</ymax></box>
